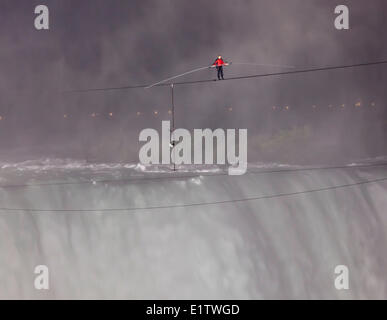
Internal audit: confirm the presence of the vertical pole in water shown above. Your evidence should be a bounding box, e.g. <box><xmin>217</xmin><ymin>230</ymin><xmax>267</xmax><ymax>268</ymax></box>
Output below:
<box><xmin>171</xmin><ymin>83</ymin><xmax>176</xmax><ymax>172</ymax></box>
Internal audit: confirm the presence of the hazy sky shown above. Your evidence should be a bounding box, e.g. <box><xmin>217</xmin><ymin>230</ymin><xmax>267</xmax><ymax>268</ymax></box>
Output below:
<box><xmin>0</xmin><ymin>0</ymin><xmax>386</xmax><ymax>162</ymax></box>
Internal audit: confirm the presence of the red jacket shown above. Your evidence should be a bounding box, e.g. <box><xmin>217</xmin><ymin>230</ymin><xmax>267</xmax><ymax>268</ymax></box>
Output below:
<box><xmin>213</xmin><ymin>58</ymin><xmax>226</xmax><ymax>67</ymax></box>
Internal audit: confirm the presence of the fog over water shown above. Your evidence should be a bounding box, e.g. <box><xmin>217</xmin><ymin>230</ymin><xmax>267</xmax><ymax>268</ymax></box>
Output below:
<box><xmin>0</xmin><ymin>1</ymin><xmax>386</xmax><ymax>299</ymax></box>
<box><xmin>0</xmin><ymin>0</ymin><xmax>386</xmax><ymax>163</ymax></box>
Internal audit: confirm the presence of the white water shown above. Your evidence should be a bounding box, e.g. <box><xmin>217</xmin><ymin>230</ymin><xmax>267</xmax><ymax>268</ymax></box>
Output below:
<box><xmin>0</xmin><ymin>158</ymin><xmax>387</xmax><ymax>299</ymax></box>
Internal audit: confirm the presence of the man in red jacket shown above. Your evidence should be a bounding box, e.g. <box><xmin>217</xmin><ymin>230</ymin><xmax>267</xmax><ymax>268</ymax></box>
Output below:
<box><xmin>212</xmin><ymin>55</ymin><xmax>229</xmax><ymax>80</ymax></box>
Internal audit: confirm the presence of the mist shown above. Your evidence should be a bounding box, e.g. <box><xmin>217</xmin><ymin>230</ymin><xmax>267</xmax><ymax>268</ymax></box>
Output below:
<box><xmin>0</xmin><ymin>0</ymin><xmax>386</xmax><ymax>164</ymax></box>
<box><xmin>1</xmin><ymin>0</ymin><xmax>387</xmax><ymax>300</ymax></box>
